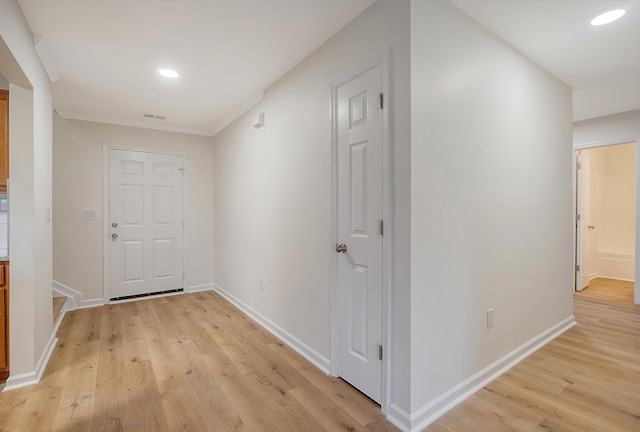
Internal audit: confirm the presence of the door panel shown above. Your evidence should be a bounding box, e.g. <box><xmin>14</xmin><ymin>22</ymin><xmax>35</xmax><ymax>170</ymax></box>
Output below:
<box><xmin>336</xmin><ymin>65</ymin><xmax>383</xmax><ymax>403</ymax></box>
<box><xmin>109</xmin><ymin>150</ymin><xmax>184</xmax><ymax>299</ymax></box>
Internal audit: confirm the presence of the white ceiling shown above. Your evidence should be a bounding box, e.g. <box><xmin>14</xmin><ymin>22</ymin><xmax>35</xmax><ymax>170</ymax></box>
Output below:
<box><xmin>18</xmin><ymin>0</ymin><xmax>375</xmax><ymax>136</ymax></box>
<box><xmin>449</xmin><ymin>0</ymin><xmax>640</xmax><ymax>122</ymax></box>
<box><xmin>16</xmin><ymin>0</ymin><xmax>640</xmax><ymax>135</ymax></box>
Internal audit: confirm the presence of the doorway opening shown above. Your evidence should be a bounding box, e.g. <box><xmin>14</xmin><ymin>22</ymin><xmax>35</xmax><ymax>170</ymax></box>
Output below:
<box><xmin>575</xmin><ymin>141</ymin><xmax>638</xmax><ymax>303</ymax></box>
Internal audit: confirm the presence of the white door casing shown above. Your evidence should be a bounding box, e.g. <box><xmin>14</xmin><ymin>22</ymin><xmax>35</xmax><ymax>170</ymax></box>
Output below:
<box><xmin>576</xmin><ymin>152</ymin><xmax>591</xmax><ymax>291</ymax></box>
<box><xmin>108</xmin><ymin>149</ymin><xmax>185</xmax><ymax>299</ymax></box>
<box><xmin>335</xmin><ymin>64</ymin><xmax>384</xmax><ymax>403</ymax></box>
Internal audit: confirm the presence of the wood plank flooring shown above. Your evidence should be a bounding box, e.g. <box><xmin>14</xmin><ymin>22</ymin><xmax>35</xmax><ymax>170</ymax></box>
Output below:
<box><xmin>1</xmin><ymin>278</ymin><xmax>638</xmax><ymax>431</ymax></box>
<box><xmin>52</xmin><ymin>297</ymin><xmax>66</xmax><ymax>322</ymax></box>
<box><xmin>0</xmin><ymin>291</ymin><xmax>398</xmax><ymax>432</ymax></box>
<box><xmin>423</xmin><ymin>278</ymin><xmax>640</xmax><ymax>432</ymax></box>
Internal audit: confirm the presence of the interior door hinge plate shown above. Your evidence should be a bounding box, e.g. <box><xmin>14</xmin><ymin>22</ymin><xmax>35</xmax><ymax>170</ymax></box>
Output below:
<box><xmin>378</xmin><ymin>93</ymin><xmax>384</xmax><ymax>109</ymax></box>
<box><xmin>377</xmin><ymin>344</ymin><xmax>383</xmax><ymax>361</ymax></box>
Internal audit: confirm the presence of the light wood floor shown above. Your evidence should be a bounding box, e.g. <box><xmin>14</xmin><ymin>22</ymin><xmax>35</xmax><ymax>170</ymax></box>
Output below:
<box><xmin>1</xmin><ymin>279</ymin><xmax>638</xmax><ymax>432</ymax></box>
<box><xmin>0</xmin><ymin>291</ymin><xmax>399</xmax><ymax>432</ymax></box>
<box><xmin>52</xmin><ymin>297</ymin><xmax>66</xmax><ymax>322</ymax></box>
<box><xmin>424</xmin><ymin>278</ymin><xmax>640</xmax><ymax>432</ymax></box>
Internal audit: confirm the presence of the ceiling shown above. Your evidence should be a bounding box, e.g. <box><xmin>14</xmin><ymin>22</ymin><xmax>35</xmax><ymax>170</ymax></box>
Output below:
<box><xmin>16</xmin><ymin>0</ymin><xmax>640</xmax><ymax>136</ymax></box>
<box><xmin>449</xmin><ymin>0</ymin><xmax>640</xmax><ymax>122</ymax></box>
<box><xmin>17</xmin><ymin>0</ymin><xmax>375</xmax><ymax>136</ymax></box>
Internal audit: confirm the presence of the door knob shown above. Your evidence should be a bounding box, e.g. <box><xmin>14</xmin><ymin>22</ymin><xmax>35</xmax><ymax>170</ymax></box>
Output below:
<box><xmin>588</xmin><ymin>225</ymin><xmax>595</xmax><ymax>230</ymax></box>
<box><xmin>111</xmin><ymin>233</ymin><xmax>118</xmax><ymax>241</ymax></box>
<box><xmin>112</xmin><ymin>222</ymin><xmax>118</xmax><ymax>228</ymax></box>
<box><xmin>335</xmin><ymin>243</ymin><xmax>347</xmax><ymax>253</ymax></box>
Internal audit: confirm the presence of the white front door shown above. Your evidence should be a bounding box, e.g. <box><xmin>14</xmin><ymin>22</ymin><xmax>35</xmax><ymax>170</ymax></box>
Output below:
<box><xmin>336</xmin><ymin>65</ymin><xmax>383</xmax><ymax>403</ymax></box>
<box><xmin>108</xmin><ymin>149</ymin><xmax>185</xmax><ymax>299</ymax></box>
<box><xmin>576</xmin><ymin>152</ymin><xmax>591</xmax><ymax>291</ymax></box>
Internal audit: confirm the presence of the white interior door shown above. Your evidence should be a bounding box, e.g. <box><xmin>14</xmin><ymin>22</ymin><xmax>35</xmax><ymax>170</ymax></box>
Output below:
<box><xmin>576</xmin><ymin>152</ymin><xmax>591</xmax><ymax>291</ymax></box>
<box><xmin>109</xmin><ymin>149</ymin><xmax>184</xmax><ymax>299</ymax></box>
<box><xmin>336</xmin><ymin>65</ymin><xmax>383</xmax><ymax>403</ymax></box>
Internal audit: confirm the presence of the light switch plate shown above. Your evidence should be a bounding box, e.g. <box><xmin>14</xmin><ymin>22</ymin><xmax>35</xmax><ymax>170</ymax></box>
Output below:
<box><xmin>83</xmin><ymin>209</ymin><xmax>97</xmax><ymax>220</ymax></box>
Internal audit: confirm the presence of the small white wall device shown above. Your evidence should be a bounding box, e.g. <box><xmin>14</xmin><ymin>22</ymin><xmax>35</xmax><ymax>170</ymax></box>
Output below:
<box><xmin>252</xmin><ymin>112</ymin><xmax>265</xmax><ymax>129</ymax></box>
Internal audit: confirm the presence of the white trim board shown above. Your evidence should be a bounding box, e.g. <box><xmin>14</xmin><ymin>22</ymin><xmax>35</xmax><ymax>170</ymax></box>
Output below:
<box><xmin>387</xmin><ymin>316</ymin><xmax>577</xmax><ymax>432</ymax></box>
<box><xmin>53</xmin><ymin>280</ymin><xmax>105</xmax><ymax>309</ymax></box>
<box><xmin>213</xmin><ymin>284</ymin><xmax>330</xmax><ymax>375</ymax></box>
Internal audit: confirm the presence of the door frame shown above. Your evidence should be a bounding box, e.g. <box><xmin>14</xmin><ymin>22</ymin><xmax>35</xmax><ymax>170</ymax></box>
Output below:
<box><xmin>573</xmin><ymin>138</ymin><xmax>640</xmax><ymax>304</ymax></box>
<box><xmin>102</xmin><ymin>145</ymin><xmax>188</xmax><ymax>303</ymax></box>
<box><xmin>330</xmin><ymin>49</ymin><xmax>393</xmax><ymax>413</ymax></box>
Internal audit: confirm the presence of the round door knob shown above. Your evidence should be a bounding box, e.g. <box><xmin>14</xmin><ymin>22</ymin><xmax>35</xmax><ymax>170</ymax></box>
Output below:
<box><xmin>588</xmin><ymin>225</ymin><xmax>595</xmax><ymax>230</ymax></box>
<box><xmin>111</xmin><ymin>233</ymin><xmax>118</xmax><ymax>241</ymax></box>
<box><xmin>335</xmin><ymin>243</ymin><xmax>347</xmax><ymax>253</ymax></box>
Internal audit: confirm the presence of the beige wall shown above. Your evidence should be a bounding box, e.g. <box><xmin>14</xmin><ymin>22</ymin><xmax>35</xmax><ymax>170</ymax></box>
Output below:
<box><xmin>211</xmin><ymin>0</ymin><xmax>411</xmax><ymax>413</ymax></box>
<box><xmin>53</xmin><ymin>114</ymin><xmax>215</xmax><ymax>303</ymax></box>
<box><xmin>410</xmin><ymin>0</ymin><xmax>573</xmax><ymax>426</ymax></box>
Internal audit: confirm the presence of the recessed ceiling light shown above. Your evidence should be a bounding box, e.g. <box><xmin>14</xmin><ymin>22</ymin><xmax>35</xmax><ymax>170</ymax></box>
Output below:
<box><xmin>590</xmin><ymin>9</ymin><xmax>626</xmax><ymax>26</ymax></box>
<box><xmin>158</xmin><ymin>69</ymin><xmax>179</xmax><ymax>78</ymax></box>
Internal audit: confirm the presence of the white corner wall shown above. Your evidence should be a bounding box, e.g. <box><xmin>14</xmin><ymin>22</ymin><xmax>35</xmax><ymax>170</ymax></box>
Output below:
<box><xmin>409</xmin><ymin>0</ymin><xmax>574</xmax><ymax>428</ymax></box>
<box><xmin>52</xmin><ymin>114</ymin><xmax>215</xmax><ymax>303</ymax></box>
<box><xmin>0</xmin><ymin>1</ymin><xmax>54</xmax><ymax>385</ymax></box>
<box><xmin>211</xmin><ymin>0</ymin><xmax>411</xmax><ymax>414</ymax></box>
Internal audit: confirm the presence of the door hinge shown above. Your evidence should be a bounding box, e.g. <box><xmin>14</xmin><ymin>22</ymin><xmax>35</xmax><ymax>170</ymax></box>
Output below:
<box><xmin>575</xmin><ymin>264</ymin><xmax>580</xmax><ymax>272</ymax></box>
<box><xmin>378</xmin><ymin>93</ymin><xmax>384</xmax><ymax>109</ymax></box>
<box><xmin>179</xmin><ymin>167</ymin><xmax>185</xmax><ymax>177</ymax></box>
<box><xmin>577</xmin><ymin>162</ymin><xmax>582</xmax><ymax>169</ymax></box>
<box><xmin>379</xmin><ymin>220</ymin><xmax>384</xmax><ymax>237</ymax></box>
<box><xmin>377</xmin><ymin>344</ymin><xmax>383</xmax><ymax>361</ymax></box>
<box><xmin>576</xmin><ymin>214</ymin><xmax>581</xmax><ymax>221</ymax></box>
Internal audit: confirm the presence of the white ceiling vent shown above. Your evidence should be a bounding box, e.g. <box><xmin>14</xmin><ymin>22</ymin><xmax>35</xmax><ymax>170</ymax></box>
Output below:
<box><xmin>141</xmin><ymin>112</ymin><xmax>166</xmax><ymax>120</ymax></box>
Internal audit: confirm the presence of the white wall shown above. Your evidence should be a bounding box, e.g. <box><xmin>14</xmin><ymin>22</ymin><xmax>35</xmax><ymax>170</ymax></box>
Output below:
<box><xmin>52</xmin><ymin>114</ymin><xmax>215</xmax><ymax>302</ymax></box>
<box><xmin>410</xmin><ymin>0</ymin><xmax>574</xmax><ymax>426</ymax></box>
<box><xmin>211</xmin><ymin>0</ymin><xmax>411</xmax><ymax>413</ymax></box>
<box><xmin>0</xmin><ymin>1</ymin><xmax>54</xmax><ymax>382</ymax></box>
<box><xmin>0</xmin><ymin>72</ymin><xmax>8</xmax><ymax>90</ymax></box>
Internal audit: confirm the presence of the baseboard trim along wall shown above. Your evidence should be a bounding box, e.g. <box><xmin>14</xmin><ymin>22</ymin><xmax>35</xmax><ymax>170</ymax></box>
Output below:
<box><xmin>187</xmin><ymin>283</ymin><xmax>215</xmax><ymax>293</ymax></box>
<box><xmin>388</xmin><ymin>315</ymin><xmax>577</xmax><ymax>432</ymax></box>
<box><xmin>53</xmin><ymin>279</ymin><xmax>104</xmax><ymax>309</ymax></box>
<box><xmin>213</xmin><ymin>284</ymin><xmax>331</xmax><ymax>375</ymax></box>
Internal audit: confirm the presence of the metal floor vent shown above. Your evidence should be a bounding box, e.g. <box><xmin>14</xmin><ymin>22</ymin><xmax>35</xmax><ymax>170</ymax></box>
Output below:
<box><xmin>141</xmin><ymin>112</ymin><xmax>166</xmax><ymax>120</ymax></box>
<box><xmin>110</xmin><ymin>288</ymin><xmax>183</xmax><ymax>302</ymax></box>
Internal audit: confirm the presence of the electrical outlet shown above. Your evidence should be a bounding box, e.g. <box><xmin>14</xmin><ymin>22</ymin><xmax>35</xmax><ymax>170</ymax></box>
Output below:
<box><xmin>487</xmin><ymin>308</ymin><xmax>494</xmax><ymax>329</ymax></box>
<box><xmin>259</xmin><ymin>277</ymin><xmax>264</xmax><ymax>291</ymax></box>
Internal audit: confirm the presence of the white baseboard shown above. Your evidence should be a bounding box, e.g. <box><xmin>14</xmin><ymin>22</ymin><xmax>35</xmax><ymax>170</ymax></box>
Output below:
<box><xmin>213</xmin><ymin>284</ymin><xmax>331</xmax><ymax>374</ymax></box>
<box><xmin>387</xmin><ymin>404</ymin><xmax>412</xmax><ymax>432</ymax></box>
<box><xmin>53</xmin><ymin>280</ymin><xmax>105</xmax><ymax>309</ymax></box>
<box><xmin>53</xmin><ymin>280</ymin><xmax>82</xmax><ymax>309</ymax></box>
<box><xmin>188</xmin><ymin>283</ymin><xmax>215</xmax><ymax>293</ymax></box>
<box><xmin>402</xmin><ymin>315</ymin><xmax>577</xmax><ymax>432</ymax></box>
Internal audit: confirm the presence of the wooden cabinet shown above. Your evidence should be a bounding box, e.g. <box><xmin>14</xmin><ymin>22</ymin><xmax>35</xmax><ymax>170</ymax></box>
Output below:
<box><xmin>0</xmin><ymin>262</ymin><xmax>8</xmax><ymax>380</ymax></box>
<box><xmin>0</xmin><ymin>89</ymin><xmax>8</xmax><ymax>190</ymax></box>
